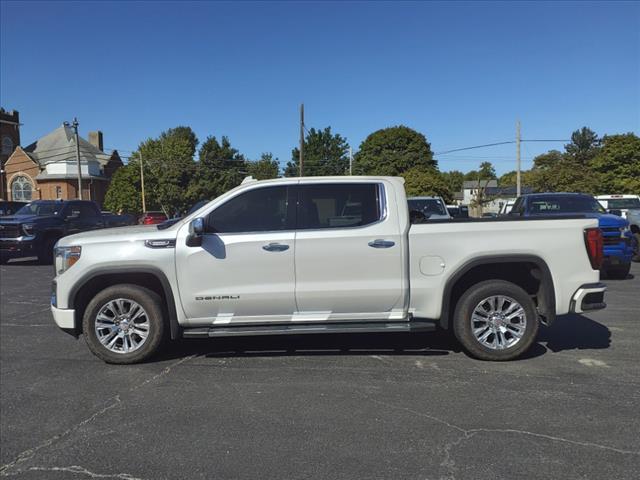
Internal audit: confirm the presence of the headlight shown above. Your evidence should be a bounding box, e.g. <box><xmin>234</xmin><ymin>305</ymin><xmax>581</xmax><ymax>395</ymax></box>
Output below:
<box><xmin>54</xmin><ymin>246</ymin><xmax>82</xmax><ymax>275</ymax></box>
<box><xmin>22</xmin><ymin>224</ymin><xmax>35</xmax><ymax>236</ymax></box>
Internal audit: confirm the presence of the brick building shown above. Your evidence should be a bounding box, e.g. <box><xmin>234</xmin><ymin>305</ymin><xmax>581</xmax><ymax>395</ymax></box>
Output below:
<box><xmin>0</xmin><ymin>108</ymin><xmax>21</xmax><ymax>200</ymax></box>
<box><xmin>3</xmin><ymin>123</ymin><xmax>122</xmax><ymax>206</ymax></box>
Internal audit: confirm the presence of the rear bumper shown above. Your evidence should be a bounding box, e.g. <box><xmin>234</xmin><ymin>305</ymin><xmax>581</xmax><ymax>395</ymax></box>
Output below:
<box><xmin>569</xmin><ymin>282</ymin><xmax>607</xmax><ymax>314</ymax></box>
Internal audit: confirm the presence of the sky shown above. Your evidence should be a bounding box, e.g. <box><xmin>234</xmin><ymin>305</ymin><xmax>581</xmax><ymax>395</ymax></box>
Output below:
<box><xmin>1</xmin><ymin>1</ymin><xmax>639</xmax><ymax>175</ymax></box>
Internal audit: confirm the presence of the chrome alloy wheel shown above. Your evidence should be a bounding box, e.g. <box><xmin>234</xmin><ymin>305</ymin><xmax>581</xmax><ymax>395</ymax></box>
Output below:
<box><xmin>94</xmin><ymin>298</ymin><xmax>150</xmax><ymax>354</ymax></box>
<box><xmin>470</xmin><ymin>295</ymin><xmax>527</xmax><ymax>350</ymax></box>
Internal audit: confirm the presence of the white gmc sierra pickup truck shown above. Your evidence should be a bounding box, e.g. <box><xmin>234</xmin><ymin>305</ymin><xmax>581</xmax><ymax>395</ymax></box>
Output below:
<box><xmin>50</xmin><ymin>176</ymin><xmax>607</xmax><ymax>364</ymax></box>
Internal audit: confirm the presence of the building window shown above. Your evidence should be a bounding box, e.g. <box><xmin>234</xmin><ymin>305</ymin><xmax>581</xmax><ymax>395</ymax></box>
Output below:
<box><xmin>11</xmin><ymin>175</ymin><xmax>33</xmax><ymax>201</ymax></box>
<box><xmin>56</xmin><ymin>186</ymin><xmax>62</xmax><ymax>198</ymax></box>
<box><xmin>1</xmin><ymin>136</ymin><xmax>13</xmax><ymax>155</ymax></box>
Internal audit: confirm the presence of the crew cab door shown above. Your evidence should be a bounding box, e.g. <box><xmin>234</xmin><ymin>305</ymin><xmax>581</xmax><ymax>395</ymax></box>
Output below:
<box><xmin>175</xmin><ymin>185</ymin><xmax>297</xmax><ymax>323</ymax></box>
<box><xmin>294</xmin><ymin>182</ymin><xmax>404</xmax><ymax>318</ymax></box>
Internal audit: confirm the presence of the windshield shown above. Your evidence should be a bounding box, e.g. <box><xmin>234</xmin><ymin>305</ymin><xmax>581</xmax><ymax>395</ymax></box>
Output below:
<box><xmin>14</xmin><ymin>202</ymin><xmax>62</xmax><ymax>216</ymax></box>
<box><xmin>528</xmin><ymin>196</ymin><xmax>606</xmax><ymax>214</ymax></box>
<box><xmin>605</xmin><ymin>198</ymin><xmax>640</xmax><ymax>209</ymax></box>
<box><xmin>408</xmin><ymin>199</ymin><xmax>447</xmax><ymax>216</ymax></box>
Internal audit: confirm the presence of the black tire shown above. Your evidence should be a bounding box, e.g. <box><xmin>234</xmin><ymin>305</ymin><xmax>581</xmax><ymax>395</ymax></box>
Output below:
<box><xmin>605</xmin><ymin>262</ymin><xmax>631</xmax><ymax>280</ymax></box>
<box><xmin>453</xmin><ymin>280</ymin><xmax>539</xmax><ymax>361</ymax></box>
<box><xmin>83</xmin><ymin>284</ymin><xmax>167</xmax><ymax>364</ymax></box>
<box><xmin>37</xmin><ymin>236</ymin><xmax>57</xmax><ymax>265</ymax></box>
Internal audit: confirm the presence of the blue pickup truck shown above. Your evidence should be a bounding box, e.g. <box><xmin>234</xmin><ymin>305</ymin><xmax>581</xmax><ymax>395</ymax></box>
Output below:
<box><xmin>0</xmin><ymin>200</ymin><xmax>135</xmax><ymax>264</ymax></box>
<box><xmin>509</xmin><ymin>193</ymin><xmax>633</xmax><ymax>279</ymax></box>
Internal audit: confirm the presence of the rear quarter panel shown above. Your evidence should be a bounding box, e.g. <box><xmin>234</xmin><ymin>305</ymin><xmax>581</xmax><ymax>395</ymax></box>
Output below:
<box><xmin>408</xmin><ymin>218</ymin><xmax>600</xmax><ymax>319</ymax></box>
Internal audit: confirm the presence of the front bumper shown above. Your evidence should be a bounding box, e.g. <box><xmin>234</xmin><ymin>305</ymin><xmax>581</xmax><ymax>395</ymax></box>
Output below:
<box><xmin>0</xmin><ymin>237</ymin><xmax>37</xmax><ymax>259</ymax></box>
<box><xmin>569</xmin><ymin>282</ymin><xmax>607</xmax><ymax>314</ymax></box>
<box><xmin>51</xmin><ymin>305</ymin><xmax>77</xmax><ymax>335</ymax></box>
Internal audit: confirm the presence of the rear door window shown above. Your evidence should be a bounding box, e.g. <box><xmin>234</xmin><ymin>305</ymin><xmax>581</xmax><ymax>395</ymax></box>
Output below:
<box><xmin>297</xmin><ymin>183</ymin><xmax>382</xmax><ymax>230</ymax></box>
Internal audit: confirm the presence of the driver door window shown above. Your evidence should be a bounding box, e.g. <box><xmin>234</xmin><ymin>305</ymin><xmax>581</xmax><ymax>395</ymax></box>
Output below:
<box><xmin>206</xmin><ymin>186</ymin><xmax>292</xmax><ymax>233</ymax></box>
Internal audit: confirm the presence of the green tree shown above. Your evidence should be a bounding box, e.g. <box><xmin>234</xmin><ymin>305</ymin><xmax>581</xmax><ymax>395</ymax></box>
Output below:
<box><xmin>104</xmin><ymin>163</ymin><xmax>143</xmax><ymax>214</ymax></box>
<box><xmin>354</xmin><ymin>126</ymin><xmax>436</xmax><ymax>176</ymax></box>
<box><xmin>188</xmin><ymin>135</ymin><xmax>246</xmax><ymax>204</ymax></box>
<box><xmin>441</xmin><ymin>170</ymin><xmax>464</xmax><ymax>194</ymax></box>
<box><xmin>285</xmin><ymin>127</ymin><xmax>350</xmax><ymax>177</ymax></box>
<box><xmin>499</xmin><ymin>170</ymin><xmax>534</xmax><ymax>188</ymax></box>
<box><xmin>565</xmin><ymin>127</ymin><xmax>601</xmax><ymax>164</ymax></box>
<box><xmin>400</xmin><ymin>167</ymin><xmax>453</xmax><ymax>203</ymax></box>
<box><xmin>528</xmin><ymin>159</ymin><xmax>598</xmax><ymax>194</ymax></box>
<box><xmin>532</xmin><ymin>150</ymin><xmax>564</xmax><ymax>170</ymax></box>
<box><xmin>464</xmin><ymin>162</ymin><xmax>497</xmax><ymax>181</ymax></box>
<box><xmin>590</xmin><ymin>133</ymin><xmax>640</xmax><ymax>193</ymax></box>
<box><xmin>135</xmin><ymin>126</ymin><xmax>198</xmax><ymax>215</ymax></box>
<box><xmin>247</xmin><ymin>152</ymin><xmax>280</xmax><ymax>180</ymax></box>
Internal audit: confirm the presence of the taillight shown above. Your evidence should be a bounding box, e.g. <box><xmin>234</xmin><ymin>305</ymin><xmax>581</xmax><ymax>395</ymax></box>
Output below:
<box><xmin>584</xmin><ymin>228</ymin><xmax>603</xmax><ymax>270</ymax></box>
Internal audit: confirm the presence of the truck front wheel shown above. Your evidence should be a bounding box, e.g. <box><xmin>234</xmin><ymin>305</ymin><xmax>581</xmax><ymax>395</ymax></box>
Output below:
<box><xmin>453</xmin><ymin>280</ymin><xmax>539</xmax><ymax>361</ymax></box>
<box><xmin>82</xmin><ymin>284</ymin><xmax>167</xmax><ymax>364</ymax></box>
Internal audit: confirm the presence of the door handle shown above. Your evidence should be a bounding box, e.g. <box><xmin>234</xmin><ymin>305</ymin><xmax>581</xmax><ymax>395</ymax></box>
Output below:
<box><xmin>368</xmin><ymin>239</ymin><xmax>395</xmax><ymax>249</ymax></box>
<box><xmin>262</xmin><ymin>243</ymin><xmax>290</xmax><ymax>252</ymax></box>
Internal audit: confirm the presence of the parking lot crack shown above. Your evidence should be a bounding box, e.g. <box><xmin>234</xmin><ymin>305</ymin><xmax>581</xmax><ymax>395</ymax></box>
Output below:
<box><xmin>23</xmin><ymin>465</ymin><xmax>145</xmax><ymax>479</ymax></box>
<box><xmin>362</xmin><ymin>395</ymin><xmax>640</xmax><ymax>478</ymax></box>
<box><xmin>0</xmin><ymin>395</ymin><xmax>122</xmax><ymax>476</ymax></box>
<box><xmin>0</xmin><ymin>355</ymin><xmax>195</xmax><ymax>477</ymax></box>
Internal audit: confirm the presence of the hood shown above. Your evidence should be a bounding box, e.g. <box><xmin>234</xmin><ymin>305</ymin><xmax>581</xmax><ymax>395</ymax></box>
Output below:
<box><xmin>57</xmin><ymin>224</ymin><xmax>177</xmax><ymax>247</ymax></box>
<box><xmin>0</xmin><ymin>214</ymin><xmax>58</xmax><ymax>224</ymax></box>
<box><xmin>596</xmin><ymin>213</ymin><xmax>628</xmax><ymax>228</ymax></box>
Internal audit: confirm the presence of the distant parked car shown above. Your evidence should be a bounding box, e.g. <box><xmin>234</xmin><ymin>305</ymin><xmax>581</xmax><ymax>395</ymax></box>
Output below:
<box><xmin>499</xmin><ymin>200</ymin><xmax>516</xmax><ymax>215</ymax></box>
<box><xmin>596</xmin><ymin>195</ymin><xmax>640</xmax><ymax>220</ymax></box>
<box><xmin>139</xmin><ymin>211</ymin><xmax>168</xmax><ymax>225</ymax></box>
<box><xmin>482</xmin><ymin>212</ymin><xmax>499</xmax><ymax>218</ymax></box>
<box><xmin>446</xmin><ymin>204</ymin><xmax>469</xmax><ymax>218</ymax></box>
<box><xmin>408</xmin><ymin>196</ymin><xmax>451</xmax><ymax>220</ymax></box>
<box><xmin>510</xmin><ymin>192</ymin><xmax>633</xmax><ymax>279</ymax></box>
<box><xmin>0</xmin><ymin>200</ymin><xmax>136</xmax><ymax>264</ymax></box>
<box><xmin>0</xmin><ymin>201</ymin><xmax>27</xmax><ymax>216</ymax></box>
<box><xmin>627</xmin><ymin>209</ymin><xmax>640</xmax><ymax>229</ymax></box>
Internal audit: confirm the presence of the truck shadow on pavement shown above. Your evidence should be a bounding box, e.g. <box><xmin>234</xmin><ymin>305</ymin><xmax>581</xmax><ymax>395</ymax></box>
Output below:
<box><xmin>159</xmin><ymin>314</ymin><xmax>610</xmax><ymax>362</ymax></box>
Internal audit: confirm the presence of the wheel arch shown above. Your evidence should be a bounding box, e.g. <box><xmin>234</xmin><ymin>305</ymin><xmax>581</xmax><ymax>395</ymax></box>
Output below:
<box><xmin>440</xmin><ymin>254</ymin><xmax>556</xmax><ymax>330</ymax></box>
<box><xmin>68</xmin><ymin>267</ymin><xmax>181</xmax><ymax>339</ymax></box>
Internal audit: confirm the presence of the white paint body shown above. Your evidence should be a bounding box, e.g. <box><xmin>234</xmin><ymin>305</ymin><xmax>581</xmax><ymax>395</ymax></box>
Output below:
<box><xmin>53</xmin><ymin>176</ymin><xmax>602</xmax><ymax>331</ymax></box>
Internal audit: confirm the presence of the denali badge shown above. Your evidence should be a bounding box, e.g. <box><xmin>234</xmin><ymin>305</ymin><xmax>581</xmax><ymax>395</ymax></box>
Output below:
<box><xmin>196</xmin><ymin>295</ymin><xmax>240</xmax><ymax>301</ymax></box>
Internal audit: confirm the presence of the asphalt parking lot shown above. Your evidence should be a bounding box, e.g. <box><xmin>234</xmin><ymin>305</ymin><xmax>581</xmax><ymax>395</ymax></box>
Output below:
<box><xmin>1</xmin><ymin>261</ymin><xmax>639</xmax><ymax>480</ymax></box>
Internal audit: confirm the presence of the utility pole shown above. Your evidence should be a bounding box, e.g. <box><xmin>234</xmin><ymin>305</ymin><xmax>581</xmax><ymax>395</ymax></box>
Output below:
<box><xmin>140</xmin><ymin>151</ymin><xmax>146</xmax><ymax>213</ymax></box>
<box><xmin>299</xmin><ymin>103</ymin><xmax>304</xmax><ymax>177</ymax></box>
<box><xmin>349</xmin><ymin>146</ymin><xmax>353</xmax><ymax>175</ymax></box>
<box><xmin>516</xmin><ymin>119</ymin><xmax>521</xmax><ymax>198</ymax></box>
<box><xmin>72</xmin><ymin>118</ymin><xmax>83</xmax><ymax>200</ymax></box>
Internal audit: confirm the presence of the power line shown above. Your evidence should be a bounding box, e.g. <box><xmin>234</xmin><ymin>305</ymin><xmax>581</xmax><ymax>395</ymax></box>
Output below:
<box><xmin>435</xmin><ymin>138</ymin><xmax>570</xmax><ymax>155</ymax></box>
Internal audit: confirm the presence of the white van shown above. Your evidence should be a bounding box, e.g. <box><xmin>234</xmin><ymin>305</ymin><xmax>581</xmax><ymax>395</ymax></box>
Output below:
<box><xmin>595</xmin><ymin>195</ymin><xmax>640</xmax><ymax>219</ymax></box>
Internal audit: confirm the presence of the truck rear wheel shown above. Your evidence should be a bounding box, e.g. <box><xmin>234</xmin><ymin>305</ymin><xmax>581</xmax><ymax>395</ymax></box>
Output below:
<box><xmin>453</xmin><ymin>280</ymin><xmax>539</xmax><ymax>361</ymax></box>
<box><xmin>82</xmin><ymin>284</ymin><xmax>166</xmax><ymax>364</ymax></box>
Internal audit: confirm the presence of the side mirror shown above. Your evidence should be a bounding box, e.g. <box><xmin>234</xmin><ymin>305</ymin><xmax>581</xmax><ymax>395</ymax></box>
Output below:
<box><xmin>608</xmin><ymin>209</ymin><xmax>622</xmax><ymax>217</ymax></box>
<box><xmin>186</xmin><ymin>217</ymin><xmax>204</xmax><ymax>247</ymax></box>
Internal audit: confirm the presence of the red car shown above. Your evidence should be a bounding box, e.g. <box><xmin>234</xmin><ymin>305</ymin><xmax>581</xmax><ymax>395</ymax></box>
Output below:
<box><xmin>139</xmin><ymin>211</ymin><xmax>167</xmax><ymax>225</ymax></box>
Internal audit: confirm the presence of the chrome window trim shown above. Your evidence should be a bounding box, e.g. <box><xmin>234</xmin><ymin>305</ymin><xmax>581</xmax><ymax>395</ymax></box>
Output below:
<box><xmin>201</xmin><ymin>182</ymin><xmax>388</xmax><ymax>237</ymax></box>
